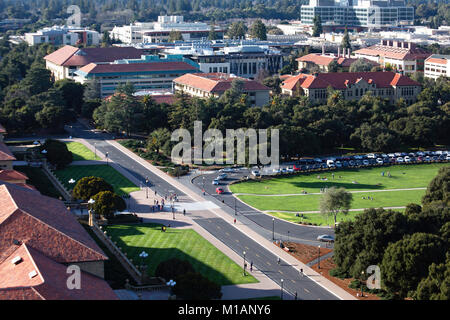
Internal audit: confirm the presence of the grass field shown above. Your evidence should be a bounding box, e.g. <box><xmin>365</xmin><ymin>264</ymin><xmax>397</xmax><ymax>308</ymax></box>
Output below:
<box><xmin>54</xmin><ymin>165</ymin><xmax>139</xmax><ymax>196</ymax></box>
<box><xmin>15</xmin><ymin>166</ymin><xmax>63</xmax><ymax>199</ymax></box>
<box><xmin>65</xmin><ymin>141</ymin><xmax>100</xmax><ymax>161</ymax></box>
<box><xmin>230</xmin><ymin>163</ymin><xmax>449</xmax><ymax>195</ymax></box>
<box><xmin>232</xmin><ymin>163</ymin><xmax>448</xmax><ymax>226</ymax></box>
<box><xmin>105</xmin><ymin>223</ymin><xmax>258</xmax><ymax>286</ymax></box>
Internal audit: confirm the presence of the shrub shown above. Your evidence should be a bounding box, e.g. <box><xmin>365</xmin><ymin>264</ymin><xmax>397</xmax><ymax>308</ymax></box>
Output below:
<box><xmin>172</xmin><ymin>272</ymin><xmax>222</xmax><ymax>300</ymax></box>
<box><xmin>72</xmin><ymin>176</ymin><xmax>114</xmax><ymax>200</ymax></box>
<box><xmin>92</xmin><ymin>191</ymin><xmax>126</xmax><ymax>219</ymax></box>
<box><xmin>41</xmin><ymin>139</ymin><xmax>73</xmax><ymax>169</ymax></box>
<box><xmin>154</xmin><ymin>258</ymin><xmax>195</xmax><ymax>282</ymax></box>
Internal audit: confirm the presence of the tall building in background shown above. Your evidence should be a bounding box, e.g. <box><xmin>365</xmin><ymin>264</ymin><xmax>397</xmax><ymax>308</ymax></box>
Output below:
<box><xmin>301</xmin><ymin>0</ymin><xmax>414</xmax><ymax>31</ymax></box>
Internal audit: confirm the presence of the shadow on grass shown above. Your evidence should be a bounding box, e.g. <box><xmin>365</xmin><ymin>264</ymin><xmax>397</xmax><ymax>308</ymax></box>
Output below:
<box><xmin>289</xmin><ymin>181</ymin><xmax>383</xmax><ymax>190</ymax></box>
<box><xmin>105</xmin><ymin>223</ymin><xmax>252</xmax><ymax>286</ymax></box>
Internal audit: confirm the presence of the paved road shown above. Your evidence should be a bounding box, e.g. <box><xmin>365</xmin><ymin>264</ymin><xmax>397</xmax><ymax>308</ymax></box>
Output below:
<box><xmin>191</xmin><ymin>170</ymin><xmax>335</xmax><ymax>246</ymax></box>
<box><xmin>25</xmin><ymin>121</ymin><xmax>340</xmax><ymax>300</ymax></box>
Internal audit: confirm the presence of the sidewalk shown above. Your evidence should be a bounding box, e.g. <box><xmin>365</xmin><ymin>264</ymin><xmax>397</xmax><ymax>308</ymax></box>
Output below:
<box><xmin>106</xmin><ymin>139</ymin><xmax>357</xmax><ymax>300</ymax></box>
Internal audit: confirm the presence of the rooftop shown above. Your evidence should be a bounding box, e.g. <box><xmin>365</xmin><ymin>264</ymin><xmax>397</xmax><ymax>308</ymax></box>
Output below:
<box><xmin>354</xmin><ymin>41</ymin><xmax>431</xmax><ymax>61</ymax></box>
<box><xmin>0</xmin><ymin>141</ymin><xmax>15</xmax><ymax>161</ymax></box>
<box><xmin>174</xmin><ymin>73</ymin><xmax>270</xmax><ymax>93</ymax></box>
<box><xmin>77</xmin><ymin>60</ymin><xmax>197</xmax><ymax>75</ymax></box>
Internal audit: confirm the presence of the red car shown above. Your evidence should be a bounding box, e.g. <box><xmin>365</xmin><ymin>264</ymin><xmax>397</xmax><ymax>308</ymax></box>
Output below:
<box><xmin>216</xmin><ymin>187</ymin><xmax>224</xmax><ymax>194</ymax></box>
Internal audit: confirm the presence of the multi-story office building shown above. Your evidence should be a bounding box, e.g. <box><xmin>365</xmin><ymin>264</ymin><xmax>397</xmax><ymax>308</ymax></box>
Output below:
<box><xmin>424</xmin><ymin>55</ymin><xmax>450</xmax><ymax>80</ymax></box>
<box><xmin>74</xmin><ymin>55</ymin><xmax>199</xmax><ymax>98</ymax></box>
<box><xmin>281</xmin><ymin>71</ymin><xmax>421</xmax><ymax>105</ymax></box>
<box><xmin>301</xmin><ymin>0</ymin><xmax>414</xmax><ymax>31</ymax></box>
<box><xmin>173</xmin><ymin>73</ymin><xmax>271</xmax><ymax>107</ymax></box>
<box><xmin>110</xmin><ymin>16</ymin><xmax>225</xmax><ymax>44</ymax></box>
<box><xmin>25</xmin><ymin>25</ymin><xmax>100</xmax><ymax>46</ymax></box>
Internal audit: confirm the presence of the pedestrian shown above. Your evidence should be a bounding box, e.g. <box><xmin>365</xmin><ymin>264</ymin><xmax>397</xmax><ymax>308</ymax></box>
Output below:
<box><xmin>300</xmin><ymin>268</ymin><xmax>304</xmax><ymax>276</ymax></box>
<box><xmin>155</xmin><ymin>190</ymin><xmax>157</xmax><ymax>196</ymax></box>
<box><xmin>332</xmin><ymin>173</ymin><xmax>335</xmax><ymax>179</ymax></box>
<box><xmin>277</xmin><ymin>257</ymin><xmax>280</xmax><ymax>265</ymax></box>
<box><xmin>183</xmin><ymin>209</ymin><xmax>186</xmax><ymax>216</ymax></box>
<box><xmin>381</xmin><ymin>171</ymin><xmax>384</xmax><ymax>177</ymax></box>
<box><xmin>250</xmin><ymin>261</ymin><xmax>253</xmax><ymax>272</ymax></box>
<box><xmin>234</xmin><ymin>218</ymin><xmax>236</xmax><ymax>224</ymax></box>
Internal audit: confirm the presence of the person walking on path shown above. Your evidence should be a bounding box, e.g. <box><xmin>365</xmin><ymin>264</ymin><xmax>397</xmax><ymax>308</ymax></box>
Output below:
<box><xmin>277</xmin><ymin>257</ymin><xmax>281</xmax><ymax>265</ymax></box>
<box><xmin>250</xmin><ymin>261</ymin><xmax>253</xmax><ymax>272</ymax></box>
<box><xmin>234</xmin><ymin>218</ymin><xmax>236</xmax><ymax>224</ymax></box>
<box><xmin>183</xmin><ymin>209</ymin><xmax>186</xmax><ymax>216</ymax></box>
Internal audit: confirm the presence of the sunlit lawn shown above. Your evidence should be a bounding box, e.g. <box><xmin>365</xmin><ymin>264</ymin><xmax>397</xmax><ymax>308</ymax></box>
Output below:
<box><xmin>54</xmin><ymin>165</ymin><xmax>139</xmax><ymax>196</ymax></box>
<box><xmin>65</xmin><ymin>141</ymin><xmax>100</xmax><ymax>161</ymax></box>
<box><xmin>105</xmin><ymin>223</ymin><xmax>258</xmax><ymax>286</ymax></box>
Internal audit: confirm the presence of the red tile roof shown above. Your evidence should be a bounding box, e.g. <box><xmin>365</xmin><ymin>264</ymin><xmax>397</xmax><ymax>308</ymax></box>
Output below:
<box><xmin>149</xmin><ymin>95</ymin><xmax>176</xmax><ymax>105</ymax></box>
<box><xmin>0</xmin><ymin>183</ymin><xmax>107</xmax><ymax>264</ymax></box>
<box><xmin>174</xmin><ymin>73</ymin><xmax>270</xmax><ymax>93</ymax></box>
<box><xmin>0</xmin><ymin>170</ymin><xmax>28</xmax><ymax>182</ymax></box>
<box><xmin>0</xmin><ymin>244</ymin><xmax>117</xmax><ymax>300</ymax></box>
<box><xmin>426</xmin><ymin>57</ymin><xmax>448</xmax><ymax>65</ymax></box>
<box><xmin>281</xmin><ymin>74</ymin><xmax>311</xmax><ymax>91</ymax></box>
<box><xmin>354</xmin><ymin>44</ymin><xmax>431</xmax><ymax>61</ymax></box>
<box><xmin>299</xmin><ymin>71</ymin><xmax>420</xmax><ymax>89</ymax></box>
<box><xmin>0</xmin><ymin>141</ymin><xmax>15</xmax><ymax>161</ymax></box>
<box><xmin>44</xmin><ymin>45</ymin><xmax>144</xmax><ymax>67</ymax></box>
<box><xmin>297</xmin><ymin>54</ymin><xmax>335</xmax><ymax>66</ymax></box>
<box><xmin>79</xmin><ymin>61</ymin><xmax>197</xmax><ymax>74</ymax></box>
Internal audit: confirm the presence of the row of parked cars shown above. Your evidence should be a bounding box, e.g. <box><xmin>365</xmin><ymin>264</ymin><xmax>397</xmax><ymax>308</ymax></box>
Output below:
<box><xmin>278</xmin><ymin>150</ymin><xmax>450</xmax><ymax>172</ymax></box>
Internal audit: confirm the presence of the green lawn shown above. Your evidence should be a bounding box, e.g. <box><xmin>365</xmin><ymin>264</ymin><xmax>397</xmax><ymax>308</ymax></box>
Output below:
<box><xmin>65</xmin><ymin>141</ymin><xmax>100</xmax><ymax>161</ymax></box>
<box><xmin>269</xmin><ymin>209</ymin><xmax>405</xmax><ymax>227</ymax></box>
<box><xmin>54</xmin><ymin>165</ymin><xmax>139</xmax><ymax>196</ymax></box>
<box><xmin>105</xmin><ymin>223</ymin><xmax>258</xmax><ymax>286</ymax></box>
<box><xmin>15</xmin><ymin>166</ymin><xmax>63</xmax><ymax>199</ymax></box>
<box><xmin>230</xmin><ymin>163</ymin><xmax>449</xmax><ymax>195</ymax></box>
<box><xmin>238</xmin><ymin>189</ymin><xmax>426</xmax><ymax>212</ymax></box>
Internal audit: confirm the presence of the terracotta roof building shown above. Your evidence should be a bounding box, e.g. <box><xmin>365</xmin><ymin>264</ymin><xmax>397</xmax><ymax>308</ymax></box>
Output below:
<box><xmin>354</xmin><ymin>40</ymin><xmax>431</xmax><ymax>75</ymax></box>
<box><xmin>424</xmin><ymin>54</ymin><xmax>450</xmax><ymax>80</ymax></box>
<box><xmin>0</xmin><ymin>141</ymin><xmax>15</xmax><ymax>170</ymax></box>
<box><xmin>297</xmin><ymin>52</ymin><xmax>379</xmax><ymax>72</ymax></box>
<box><xmin>173</xmin><ymin>73</ymin><xmax>271</xmax><ymax>107</ymax></box>
<box><xmin>281</xmin><ymin>71</ymin><xmax>421</xmax><ymax>104</ymax></box>
<box><xmin>44</xmin><ymin>45</ymin><xmax>145</xmax><ymax>81</ymax></box>
<box><xmin>0</xmin><ymin>182</ymin><xmax>117</xmax><ymax>300</ymax></box>
<box><xmin>74</xmin><ymin>55</ymin><xmax>199</xmax><ymax>98</ymax></box>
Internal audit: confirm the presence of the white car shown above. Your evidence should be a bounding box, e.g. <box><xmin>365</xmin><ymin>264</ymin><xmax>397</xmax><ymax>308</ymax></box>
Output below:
<box><xmin>381</xmin><ymin>154</ymin><xmax>388</xmax><ymax>158</ymax></box>
<box><xmin>335</xmin><ymin>161</ymin><xmax>342</xmax><ymax>168</ymax></box>
<box><xmin>446</xmin><ymin>155</ymin><xmax>450</xmax><ymax>161</ymax></box>
<box><xmin>272</xmin><ymin>168</ymin><xmax>281</xmax><ymax>174</ymax></box>
<box><xmin>287</xmin><ymin>167</ymin><xmax>294</xmax><ymax>173</ymax></box>
<box><xmin>396</xmin><ymin>157</ymin><xmax>404</xmax><ymax>163</ymax></box>
<box><xmin>404</xmin><ymin>156</ymin><xmax>411</xmax><ymax>162</ymax></box>
<box><xmin>366</xmin><ymin>153</ymin><xmax>376</xmax><ymax>159</ymax></box>
<box><xmin>362</xmin><ymin>159</ymin><xmax>370</xmax><ymax>166</ymax></box>
<box><xmin>212</xmin><ymin>179</ymin><xmax>220</xmax><ymax>185</ymax></box>
<box><xmin>317</xmin><ymin>234</ymin><xmax>335</xmax><ymax>242</ymax></box>
<box><xmin>376</xmin><ymin>158</ymin><xmax>384</xmax><ymax>164</ymax></box>
<box><xmin>388</xmin><ymin>153</ymin><xmax>395</xmax><ymax>158</ymax></box>
<box><xmin>251</xmin><ymin>170</ymin><xmax>260</xmax><ymax>177</ymax></box>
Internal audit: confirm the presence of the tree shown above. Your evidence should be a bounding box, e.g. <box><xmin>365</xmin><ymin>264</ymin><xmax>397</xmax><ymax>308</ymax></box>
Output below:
<box><xmin>422</xmin><ymin>166</ymin><xmax>450</xmax><ymax>208</ymax></box>
<box><xmin>168</xmin><ymin>30</ymin><xmax>183</xmax><ymax>42</ymax></box>
<box><xmin>250</xmin><ymin>19</ymin><xmax>267</xmax><ymax>40</ymax></box>
<box><xmin>147</xmin><ymin>128</ymin><xmax>171</xmax><ymax>155</ymax></box>
<box><xmin>154</xmin><ymin>258</ymin><xmax>195</xmax><ymax>282</ymax></box>
<box><xmin>172</xmin><ymin>272</ymin><xmax>222</xmax><ymax>300</ymax></box>
<box><xmin>227</xmin><ymin>21</ymin><xmax>247</xmax><ymax>39</ymax></box>
<box><xmin>312</xmin><ymin>14</ymin><xmax>323</xmax><ymax>37</ymax></box>
<box><xmin>91</xmin><ymin>191</ymin><xmax>126</xmax><ymax>219</ymax></box>
<box><xmin>208</xmin><ymin>25</ymin><xmax>217</xmax><ymax>40</ymax></box>
<box><xmin>328</xmin><ymin>60</ymin><xmax>339</xmax><ymax>73</ymax></box>
<box><xmin>22</xmin><ymin>66</ymin><xmax>52</xmax><ymax>95</ymax></box>
<box><xmin>40</xmin><ymin>139</ymin><xmax>72</xmax><ymax>169</ymax></box>
<box><xmin>319</xmin><ymin>187</ymin><xmax>353</xmax><ymax>225</ymax></box>
<box><xmin>349</xmin><ymin>59</ymin><xmax>374</xmax><ymax>72</ymax></box>
<box><xmin>72</xmin><ymin>176</ymin><xmax>114</xmax><ymax>201</ymax></box>
<box><xmin>35</xmin><ymin>105</ymin><xmax>67</xmax><ymax>132</ymax></box>
<box><xmin>54</xmin><ymin>79</ymin><xmax>84</xmax><ymax>114</ymax></box>
<box><xmin>413</xmin><ymin>253</ymin><xmax>450</xmax><ymax>300</ymax></box>
<box><xmin>341</xmin><ymin>27</ymin><xmax>351</xmax><ymax>50</ymax></box>
<box><xmin>381</xmin><ymin>233</ymin><xmax>446</xmax><ymax>298</ymax></box>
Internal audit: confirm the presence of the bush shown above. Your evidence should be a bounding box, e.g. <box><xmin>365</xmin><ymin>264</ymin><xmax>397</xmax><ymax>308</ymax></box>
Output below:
<box><xmin>92</xmin><ymin>191</ymin><xmax>126</xmax><ymax>219</ymax></box>
<box><xmin>72</xmin><ymin>176</ymin><xmax>114</xmax><ymax>201</ymax></box>
<box><xmin>41</xmin><ymin>139</ymin><xmax>73</xmax><ymax>169</ymax></box>
<box><xmin>173</xmin><ymin>272</ymin><xmax>222</xmax><ymax>300</ymax></box>
<box><xmin>154</xmin><ymin>258</ymin><xmax>195</xmax><ymax>282</ymax></box>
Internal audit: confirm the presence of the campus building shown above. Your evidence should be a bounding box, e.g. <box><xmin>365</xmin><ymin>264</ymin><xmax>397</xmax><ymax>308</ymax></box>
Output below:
<box><xmin>353</xmin><ymin>40</ymin><xmax>431</xmax><ymax>75</ymax></box>
<box><xmin>44</xmin><ymin>45</ymin><xmax>145</xmax><ymax>81</ymax></box>
<box><xmin>110</xmin><ymin>16</ymin><xmax>225</xmax><ymax>44</ymax></box>
<box><xmin>74</xmin><ymin>55</ymin><xmax>199</xmax><ymax>98</ymax></box>
<box><xmin>300</xmin><ymin>0</ymin><xmax>414</xmax><ymax>31</ymax></box>
<box><xmin>281</xmin><ymin>71</ymin><xmax>421</xmax><ymax>104</ymax></box>
<box><xmin>424</xmin><ymin>55</ymin><xmax>450</xmax><ymax>80</ymax></box>
<box><xmin>173</xmin><ymin>73</ymin><xmax>271</xmax><ymax>107</ymax></box>
<box><xmin>25</xmin><ymin>25</ymin><xmax>100</xmax><ymax>46</ymax></box>
<box><xmin>0</xmin><ymin>180</ymin><xmax>118</xmax><ymax>300</ymax></box>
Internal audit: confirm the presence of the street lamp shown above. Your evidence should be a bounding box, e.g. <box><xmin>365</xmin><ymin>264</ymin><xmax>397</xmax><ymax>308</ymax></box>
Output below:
<box><xmin>288</xmin><ymin>230</ymin><xmax>290</xmax><ymax>243</ymax></box>
<box><xmin>94</xmin><ymin>143</ymin><xmax>97</xmax><ymax>159</ymax></box>
<box><xmin>243</xmin><ymin>251</ymin><xmax>246</xmax><ymax>276</ymax></box>
<box><xmin>145</xmin><ymin>177</ymin><xmax>149</xmax><ymax>199</ymax></box>
<box><xmin>139</xmin><ymin>251</ymin><xmax>149</xmax><ymax>283</ymax></box>
<box><xmin>167</xmin><ymin>279</ymin><xmax>176</xmax><ymax>295</ymax></box>
<box><xmin>272</xmin><ymin>218</ymin><xmax>275</xmax><ymax>241</ymax></box>
<box><xmin>41</xmin><ymin>149</ymin><xmax>47</xmax><ymax>155</ymax></box>
<box><xmin>68</xmin><ymin>178</ymin><xmax>76</xmax><ymax>186</ymax></box>
<box><xmin>280</xmin><ymin>279</ymin><xmax>284</xmax><ymax>300</ymax></box>
<box><xmin>105</xmin><ymin>152</ymin><xmax>109</xmax><ymax>165</ymax></box>
<box><xmin>318</xmin><ymin>245</ymin><xmax>321</xmax><ymax>269</ymax></box>
<box><xmin>234</xmin><ymin>197</ymin><xmax>237</xmax><ymax>216</ymax></box>
<box><xmin>361</xmin><ymin>271</ymin><xmax>365</xmax><ymax>297</ymax></box>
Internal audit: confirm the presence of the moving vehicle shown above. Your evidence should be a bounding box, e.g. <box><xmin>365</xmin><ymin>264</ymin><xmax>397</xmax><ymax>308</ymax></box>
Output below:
<box><xmin>212</xmin><ymin>179</ymin><xmax>220</xmax><ymax>185</ymax></box>
<box><xmin>216</xmin><ymin>187</ymin><xmax>224</xmax><ymax>194</ymax></box>
<box><xmin>317</xmin><ymin>234</ymin><xmax>335</xmax><ymax>243</ymax></box>
<box><xmin>216</xmin><ymin>173</ymin><xmax>228</xmax><ymax>180</ymax></box>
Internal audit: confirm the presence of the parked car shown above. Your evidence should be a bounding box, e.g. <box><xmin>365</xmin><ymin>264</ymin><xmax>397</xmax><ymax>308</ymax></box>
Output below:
<box><xmin>404</xmin><ymin>156</ymin><xmax>411</xmax><ymax>162</ymax></box>
<box><xmin>446</xmin><ymin>154</ymin><xmax>450</xmax><ymax>161</ymax></box>
<box><xmin>388</xmin><ymin>153</ymin><xmax>395</xmax><ymax>158</ymax></box>
<box><xmin>287</xmin><ymin>167</ymin><xmax>294</xmax><ymax>173</ymax></box>
<box><xmin>317</xmin><ymin>234</ymin><xmax>335</xmax><ymax>242</ymax></box>
<box><xmin>272</xmin><ymin>168</ymin><xmax>281</xmax><ymax>174</ymax></box>
<box><xmin>362</xmin><ymin>159</ymin><xmax>370</xmax><ymax>166</ymax></box>
<box><xmin>216</xmin><ymin>187</ymin><xmax>224</xmax><ymax>194</ymax></box>
<box><xmin>216</xmin><ymin>173</ymin><xmax>227</xmax><ymax>180</ymax></box>
<box><xmin>396</xmin><ymin>157</ymin><xmax>404</xmax><ymax>163</ymax></box>
<box><xmin>348</xmin><ymin>160</ymin><xmax>355</xmax><ymax>166</ymax></box>
<box><xmin>222</xmin><ymin>168</ymin><xmax>235</xmax><ymax>173</ymax></box>
<box><xmin>326</xmin><ymin>160</ymin><xmax>335</xmax><ymax>168</ymax></box>
<box><xmin>376</xmin><ymin>158</ymin><xmax>384</xmax><ymax>164</ymax></box>
<box><xmin>424</xmin><ymin>156</ymin><xmax>431</xmax><ymax>162</ymax></box>
<box><xmin>212</xmin><ymin>179</ymin><xmax>220</xmax><ymax>185</ymax></box>
<box><xmin>366</xmin><ymin>153</ymin><xmax>376</xmax><ymax>159</ymax></box>
<box><xmin>335</xmin><ymin>161</ymin><xmax>342</xmax><ymax>168</ymax></box>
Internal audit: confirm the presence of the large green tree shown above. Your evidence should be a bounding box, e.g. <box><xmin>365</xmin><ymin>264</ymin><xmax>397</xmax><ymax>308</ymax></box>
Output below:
<box><xmin>91</xmin><ymin>190</ymin><xmax>126</xmax><ymax>219</ymax></box>
<box><xmin>250</xmin><ymin>19</ymin><xmax>267</xmax><ymax>40</ymax></box>
<box><xmin>312</xmin><ymin>14</ymin><xmax>323</xmax><ymax>37</ymax></box>
<box><xmin>72</xmin><ymin>176</ymin><xmax>114</xmax><ymax>201</ymax></box>
<box><xmin>422</xmin><ymin>166</ymin><xmax>450</xmax><ymax>208</ymax></box>
<box><xmin>40</xmin><ymin>139</ymin><xmax>72</xmax><ymax>169</ymax></box>
<box><xmin>319</xmin><ymin>187</ymin><xmax>353</xmax><ymax>225</ymax></box>
<box><xmin>172</xmin><ymin>272</ymin><xmax>222</xmax><ymax>300</ymax></box>
<box><xmin>227</xmin><ymin>21</ymin><xmax>247</xmax><ymax>39</ymax></box>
